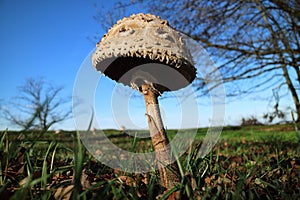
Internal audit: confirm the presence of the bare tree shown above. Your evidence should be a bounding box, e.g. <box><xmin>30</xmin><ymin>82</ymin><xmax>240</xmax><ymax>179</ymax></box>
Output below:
<box><xmin>3</xmin><ymin>78</ymin><xmax>71</xmax><ymax>131</ymax></box>
<box><xmin>95</xmin><ymin>0</ymin><xmax>300</xmax><ymax>122</ymax></box>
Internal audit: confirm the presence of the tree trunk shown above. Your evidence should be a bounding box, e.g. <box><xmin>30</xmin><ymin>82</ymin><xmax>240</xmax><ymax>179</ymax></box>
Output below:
<box><xmin>257</xmin><ymin>3</ymin><xmax>300</xmax><ymax>123</ymax></box>
<box><xmin>292</xmin><ymin>66</ymin><xmax>300</xmax><ymax>123</ymax></box>
<box><xmin>295</xmin><ymin>102</ymin><xmax>300</xmax><ymax>124</ymax></box>
<box><xmin>141</xmin><ymin>84</ymin><xmax>181</xmax><ymax>199</ymax></box>
<box><xmin>281</xmin><ymin>64</ymin><xmax>300</xmax><ymax>123</ymax></box>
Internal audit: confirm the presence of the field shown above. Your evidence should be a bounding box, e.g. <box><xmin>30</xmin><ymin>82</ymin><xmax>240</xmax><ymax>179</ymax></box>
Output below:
<box><xmin>0</xmin><ymin>124</ymin><xmax>299</xmax><ymax>199</ymax></box>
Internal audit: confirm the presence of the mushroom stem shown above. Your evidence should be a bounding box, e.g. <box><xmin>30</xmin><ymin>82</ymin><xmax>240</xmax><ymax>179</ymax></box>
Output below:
<box><xmin>141</xmin><ymin>84</ymin><xmax>181</xmax><ymax>194</ymax></box>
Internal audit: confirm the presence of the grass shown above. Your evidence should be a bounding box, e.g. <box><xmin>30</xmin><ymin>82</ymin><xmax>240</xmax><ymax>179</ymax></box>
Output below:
<box><xmin>0</xmin><ymin>124</ymin><xmax>299</xmax><ymax>199</ymax></box>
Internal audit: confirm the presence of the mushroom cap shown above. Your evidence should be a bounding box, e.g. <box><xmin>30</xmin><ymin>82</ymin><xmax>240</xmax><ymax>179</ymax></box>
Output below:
<box><xmin>92</xmin><ymin>13</ymin><xmax>196</xmax><ymax>93</ymax></box>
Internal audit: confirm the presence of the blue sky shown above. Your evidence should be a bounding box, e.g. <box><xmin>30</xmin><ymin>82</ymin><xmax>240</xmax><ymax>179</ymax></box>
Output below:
<box><xmin>0</xmin><ymin>1</ymin><xmax>293</xmax><ymax>130</ymax></box>
<box><xmin>0</xmin><ymin>1</ymin><xmax>94</xmax><ymax>94</ymax></box>
<box><xmin>0</xmin><ymin>0</ymin><xmax>101</xmax><ymax>129</ymax></box>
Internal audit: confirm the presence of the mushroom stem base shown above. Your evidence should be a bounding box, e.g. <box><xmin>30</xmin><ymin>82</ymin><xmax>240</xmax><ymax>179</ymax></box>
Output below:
<box><xmin>141</xmin><ymin>84</ymin><xmax>180</xmax><ymax>197</ymax></box>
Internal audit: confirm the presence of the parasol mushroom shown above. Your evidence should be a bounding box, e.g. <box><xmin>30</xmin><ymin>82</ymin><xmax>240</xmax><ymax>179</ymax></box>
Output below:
<box><xmin>92</xmin><ymin>13</ymin><xmax>196</xmax><ymax>197</ymax></box>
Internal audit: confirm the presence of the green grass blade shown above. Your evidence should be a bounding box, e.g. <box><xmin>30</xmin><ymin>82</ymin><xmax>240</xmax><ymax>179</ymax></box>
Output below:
<box><xmin>72</xmin><ymin>131</ymin><xmax>86</xmax><ymax>200</ymax></box>
<box><xmin>159</xmin><ymin>186</ymin><xmax>179</xmax><ymax>200</ymax></box>
<box><xmin>42</xmin><ymin>141</ymin><xmax>57</xmax><ymax>189</ymax></box>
